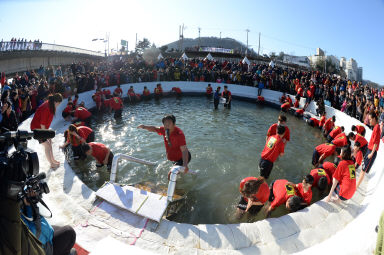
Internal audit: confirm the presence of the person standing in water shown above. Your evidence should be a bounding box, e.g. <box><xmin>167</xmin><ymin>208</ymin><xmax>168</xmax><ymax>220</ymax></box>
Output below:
<box><xmin>137</xmin><ymin>114</ymin><xmax>191</xmax><ymax>173</ymax></box>
<box><xmin>222</xmin><ymin>85</ymin><xmax>232</xmax><ymax>109</ymax></box>
<box><xmin>213</xmin><ymin>86</ymin><xmax>221</xmax><ymax>110</ymax></box>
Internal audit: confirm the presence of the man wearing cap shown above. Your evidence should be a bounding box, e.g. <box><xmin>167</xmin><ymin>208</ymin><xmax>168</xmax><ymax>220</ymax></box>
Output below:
<box><xmin>137</xmin><ymin>115</ymin><xmax>191</xmax><ymax>173</ymax></box>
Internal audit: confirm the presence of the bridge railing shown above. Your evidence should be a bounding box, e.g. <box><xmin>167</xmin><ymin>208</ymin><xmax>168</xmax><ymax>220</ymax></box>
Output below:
<box><xmin>0</xmin><ymin>41</ymin><xmax>104</xmax><ymax>57</ymax></box>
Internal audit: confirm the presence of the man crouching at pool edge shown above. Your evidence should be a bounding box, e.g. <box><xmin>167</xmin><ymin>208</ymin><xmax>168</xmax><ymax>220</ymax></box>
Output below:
<box><xmin>137</xmin><ymin>114</ymin><xmax>191</xmax><ymax>179</ymax></box>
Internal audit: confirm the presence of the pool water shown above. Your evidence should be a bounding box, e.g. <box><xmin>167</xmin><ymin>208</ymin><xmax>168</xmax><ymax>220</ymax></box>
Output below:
<box><xmin>70</xmin><ymin>96</ymin><xmax>328</xmax><ymax>224</ymax></box>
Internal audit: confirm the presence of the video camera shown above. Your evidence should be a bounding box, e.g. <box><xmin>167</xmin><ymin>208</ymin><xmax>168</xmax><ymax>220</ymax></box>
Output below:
<box><xmin>0</xmin><ymin>129</ymin><xmax>55</xmax><ymax>203</ymax></box>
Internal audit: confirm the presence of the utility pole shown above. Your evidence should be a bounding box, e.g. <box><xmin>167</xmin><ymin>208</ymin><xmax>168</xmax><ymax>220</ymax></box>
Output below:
<box><xmin>181</xmin><ymin>24</ymin><xmax>184</xmax><ymax>52</ymax></box>
<box><xmin>245</xmin><ymin>29</ymin><xmax>250</xmax><ymax>55</ymax></box>
<box><xmin>106</xmin><ymin>32</ymin><xmax>110</xmax><ymax>57</ymax></box>
<box><xmin>258</xmin><ymin>32</ymin><xmax>261</xmax><ymax>56</ymax></box>
<box><xmin>135</xmin><ymin>33</ymin><xmax>138</xmax><ymax>51</ymax></box>
<box><xmin>198</xmin><ymin>27</ymin><xmax>201</xmax><ymax>48</ymax></box>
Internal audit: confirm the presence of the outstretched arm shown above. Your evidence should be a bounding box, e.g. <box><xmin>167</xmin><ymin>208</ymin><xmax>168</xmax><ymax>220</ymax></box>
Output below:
<box><xmin>137</xmin><ymin>124</ymin><xmax>160</xmax><ymax>133</ymax></box>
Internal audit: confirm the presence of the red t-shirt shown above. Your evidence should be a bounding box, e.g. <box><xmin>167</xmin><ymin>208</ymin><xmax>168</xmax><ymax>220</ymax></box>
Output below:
<box><xmin>355</xmin><ymin>134</ymin><xmax>368</xmax><ymax>148</ymax></box>
<box><xmin>103</xmin><ymin>90</ymin><xmax>111</xmax><ymax>96</ymax></box>
<box><xmin>157</xmin><ymin>126</ymin><xmax>186</xmax><ymax>161</ymax></box>
<box><xmin>333</xmin><ymin>160</ymin><xmax>356</xmax><ymax>199</ymax></box>
<box><xmin>355</xmin><ymin>150</ymin><xmax>363</xmax><ymax>166</ymax></box>
<box><xmin>310</xmin><ymin>118</ymin><xmax>320</xmax><ymax>126</ymax></box>
<box><xmin>114</xmin><ymin>87</ymin><xmax>123</xmax><ymax>95</ymax></box>
<box><xmin>154</xmin><ymin>87</ymin><xmax>163</xmax><ymax>94</ymax></box>
<box><xmin>329</xmin><ymin>126</ymin><xmax>342</xmax><ymax>139</ymax></box>
<box><xmin>368</xmin><ymin>124</ymin><xmax>380</xmax><ymax>151</ymax></box>
<box><xmin>258</xmin><ymin>96</ymin><xmax>265</xmax><ymax>102</ymax></box>
<box><xmin>270</xmin><ymin>179</ymin><xmax>296</xmax><ymax>209</ymax></box>
<box><xmin>74</xmin><ymin>107</ymin><xmax>91</xmax><ymax>120</ymax></box>
<box><xmin>261</xmin><ymin>135</ymin><xmax>285</xmax><ymax>162</ymax></box>
<box><xmin>143</xmin><ymin>89</ymin><xmax>150</xmax><ymax>96</ymax></box>
<box><xmin>295</xmin><ymin>183</ymin><xmax>312</xmax><ymax>205</ymax></box>
<box><xmin>281</xmin><ymin>102</ymin><xmax>291</xmax><ymax>110</ymax></box>
<box><xmin>30</xmin><ymin>101</ymin><xmax>54</xmax><ymax>130</ymax></box>
<box><xmin>310</xmin><ymin>168</ymin><xmax>330</xmax><ymax>188</ymax></box>
<box><xmin>355</xmin><ymin>125</ymin><xmax>366</xmax><ymax>135</ymax></box>
<box><xmin>239</xmin><ymin>177</ymin><xmax>270</xmax><ymax>203</ymax></box>
<box><xmin>296</xmin><ymin>109</ymin><xmax>304</xmax><ymax>115</ymax></box>
<box><xmin>323</xmin><ymin>118</ymin><xmax>334</xmax><ymax>132</ymax></box>
<box><xmin>267</xmin><ymin>123</ymin><xmax>290</xmax><ymax>141</ymax></box>
<box><xmin>89</xmin><ymin>142</ymin><xmax>109</xmax><ymax>163</ymax></box>
<box><xmin>78</xmin><ymin>126</ymin><xmax>93</xmax><ymax>140</ymax></box>
<box><xmin>110</xmin><ymin>97</ymin><xmax>123</xmax><ymax>110</ymax></box>
<box><xmin>63</xmin><ymin>105</ymin><xmax>72</xmax><ymax>114</ymax></box>
<box><xmin>321</xmin><ymin>161</ymin><xmax>337</xmax><ymax>178</ymax></box>
<box><xmin>332</xmin><ymin>133</ymin><xmax>348</xmax><ymax>147</ymax></box>
<box><xmin>206</xmin><ymin>87</ymin><xmax>213</xmax><ymax>94</ymax></box>
<box><xmin>319</xmin><ymin>116</ymin><xmax>326</xmax><ymax>127</ymax></box>
<box><xmin>316</xmin><ymin>143</ymin><xmax>336</xmax><ymax>158</ymax></box>
<box><xmin>294</xmin><ymin>100</ymin><xmax>299</xmax><ymax>108</ymax></box>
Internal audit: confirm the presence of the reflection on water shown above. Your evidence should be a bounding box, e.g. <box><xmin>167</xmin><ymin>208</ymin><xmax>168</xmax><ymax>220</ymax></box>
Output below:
<box><xmin>71</xmin><ymin>97</ymin><xmax>327</xmax><ymax>224</ymax></box>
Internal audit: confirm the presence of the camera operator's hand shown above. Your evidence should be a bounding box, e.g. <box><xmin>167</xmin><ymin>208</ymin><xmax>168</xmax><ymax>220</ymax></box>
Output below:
<box><xmin>23</xmin><ymin>190</ymin><xmax>37</xmax><ymax>206</ymax></box>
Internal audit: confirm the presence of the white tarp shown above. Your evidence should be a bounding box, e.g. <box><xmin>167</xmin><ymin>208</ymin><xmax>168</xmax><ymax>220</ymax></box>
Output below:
<box><xmin>269</xmin><ymin>60</ymin><xmax>275</xmax><ymax>68</ymax></box>
<box><xmin>205</xmin><ymin>53</ymin><xmax>213</xmax><ymax>61</ymax></box>
<box><xmin>180</xmin><ymin>52</ymin><xmax>189</xmax><ymax>60</ymax></box>
<box><xmin>157</xmin><ymin>53</ymin><xmax>163</xmax><ymax>60</ymax></box>
<box><xmin>242</xmin><ymin>56</ymin><xmax>250</xmax><ymax>65</ymax></box>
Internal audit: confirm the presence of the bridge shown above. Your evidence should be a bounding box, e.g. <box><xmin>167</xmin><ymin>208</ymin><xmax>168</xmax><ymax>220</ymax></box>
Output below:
<box><xmin>0</xmin><ymin>41</ymin><xmax>105</xmax><ymax>74</ymax></box>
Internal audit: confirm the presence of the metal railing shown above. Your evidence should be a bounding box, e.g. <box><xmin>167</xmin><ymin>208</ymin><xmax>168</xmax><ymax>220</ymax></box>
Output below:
<box><xmin>109</xmin><ymin>153</ymin><xmax>157</xmax><ymax>183</ymax></box>
<box><xmin>0</xmin><ymin>41</ymin><xmax>104</xmax><ymax>57</ymax></box>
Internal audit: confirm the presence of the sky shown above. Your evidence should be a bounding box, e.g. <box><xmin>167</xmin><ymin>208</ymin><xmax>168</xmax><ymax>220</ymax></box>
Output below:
<box><xmin>1</xmin><ymin>0</ymin><xmax>384</xmax><ymax>84</ymax></box>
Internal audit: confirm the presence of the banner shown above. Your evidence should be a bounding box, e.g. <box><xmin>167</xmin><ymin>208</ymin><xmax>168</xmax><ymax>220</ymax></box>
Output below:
<box><xmin>198</xmin><ymin>47</ymin><xmax>234</xmax><ymax>54</ymax></box>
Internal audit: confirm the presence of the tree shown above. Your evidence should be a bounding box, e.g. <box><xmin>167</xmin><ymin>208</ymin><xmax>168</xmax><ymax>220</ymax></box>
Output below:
<box><xmin>270</xmin><ymin>52</ymin><xmax>276</xmax><ymax>59</ymax></box>
<box><xmin>278</xmin><ymin>51</ymin><xmax>285</xmax><ymax>61</ymax></box>
<box><xmin>314</xmin><ymin>57</ymin><xmax>338</xmax><ymax>74</ymax></box>
<box><xmin>135</xmin><ymin>38</ymin><xmax>151</xmax><ymax>54</ymax></box>
<box><xmin>159</xmin><ymin>45</ymin><xmax>168</xmax><ymax>53</ymax></box>
<box><xmin>151</xmin><ymin>42</ymin><xmax>157</xmax><ymax>48</ymax></box>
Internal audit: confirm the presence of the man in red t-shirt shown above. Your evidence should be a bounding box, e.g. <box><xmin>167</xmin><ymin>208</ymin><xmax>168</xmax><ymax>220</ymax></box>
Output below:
<box><xmin>267</xmin><ymin>179</ymin><xmax>302</xmax><ymax>217</ymax></box>
<box><xmin>326</xmin><ymin>147</ymin><xmax>356</xmax><ymax>202</ymax></box>
<box><xmin>327</xmin><ymin>126</ymin><xmax>344</xmax><ymax>142</ymax></box>
<box><xmin>236</xmin><ymin>176</ymin><xmax>270</xmax><ymax>218</ymax></box>
<box><xmin>259</xmin><ymin>125</ymin><xmax>286</xmax><ymax>179</ymax></box>
<box><xmin>322</xmin><ymin>116</ymin><xmax>335</xmax><ymax>136</ymax></box>
<box><xmin>310</xmin><ymin>168</ymin><xmax>330</xmax><ymax>191</ymax></box>
<box><xmin>109</xmin><ymin>96</ymin><xmax>123</xmax><ymax>118</ymax></box>
<box><xmin>138</xmin><ymin>115</ymin><xmax>191</xmax><ymax>176</ymax></box>
<box><xmin>142</xmin><ymin>86</ymin><xmax>151</xmax><ymax>100</ymax></box>
<box><xmin>307</xmin><ymin>117</ymin><xmax>320</xmax><ymax>128</ymax></box>
<box><xmin>348</xmin><ymin>132</ymin><xmax>368</xmax><ymax>155</ymax></box>
<box><xmin>357</xmin><ymin>112</ymin><xmax>381</xmax><ymax>188</ymax></box>
<box><xmin>72</xmin><ymin>106</ymin><xmax>92</xmax><ymax>126</ymax></box>
<box><xmin>331</xmin><ymin>132</ymin><xmax>349</xmax><ymax>148</ymax></box>
<box><xmin>319</xmin><ymin>161</ymin><xmax>337</xmax><ymax>179</ymax></box>
<box><xmin>62</xmin><ymin>102</ymin><xmax>73</xmax><ymax>120</ymax></box>
<box><xmin>114</xmin><ymin>84</ymin><xmax>123</xmax><ymax>97</ymax></box>
<box><xmin>312</xmin><ymin>143</ymin><xmax>337</xmax><ymax>167</ymax></box>
<box><xmin>353</xmin><ymin>141</ymin><xmax>363</xmax><ymax>169</ymax></box>
<box><xmin>319</xmin><ymin>113</ymin><xmax>326</xmax><ymax>128</ymax></box>
<box><xmin>266</xmin><ymin>115</ymin><xmax>290</xmax><ymax>144</ymax></box>
<box><xmin>222</xmin><ymin>85</ymin><xmax>232</xmax><ymax>109</ymax></box>
<box><xmin>294</xmin><ymin>175</ymin><xmax>314</xmax><ymax>206</ymax></box>
<box><xmin>206</xmin><ymin>84</ymin><xmax>213</xmax><ymax>98</ymax></box>
<box><xmin>351</xmin><ymin>124</ymin><xmax>366</xmax><ymax>137</ymax></box>
<box><xmin>83</xmin><ymin>142</ymin><xmax>113</xmax><ymax>171</ymax></box>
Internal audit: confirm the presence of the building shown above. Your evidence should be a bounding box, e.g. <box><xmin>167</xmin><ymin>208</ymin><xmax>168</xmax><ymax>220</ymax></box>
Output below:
<box><xmin>309</xmin><ymin>48</ymin><xmax>363</xmax><ymax>81</ymax></box>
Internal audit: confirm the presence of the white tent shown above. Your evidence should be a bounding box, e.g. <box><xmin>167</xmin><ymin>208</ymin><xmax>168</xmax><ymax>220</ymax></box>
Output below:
<box><xmin>269</xmin><ymin>60</ymin><xmax>275</xmax><ymax>68</ymax></box>
<box><xmin>180</xmin><ymin>52</ymin><xmax>189</xmax><ymax>60</ymax></box>
<box><xmin>205</xmin><ymin>53</ymin><xmax>214</xmax><ymax>61</ymax></box>
<box><xmin>157</xmin><ymin>53</ymin><xmax>163</xmax><ymax>60</ymax></box>
<box><xmin>242</xmin><ymin>56</ymin><xmax>250</xmax><ymax>65</ymax></box>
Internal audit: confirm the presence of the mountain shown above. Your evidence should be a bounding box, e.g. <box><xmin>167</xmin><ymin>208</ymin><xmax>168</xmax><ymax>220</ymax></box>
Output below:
<box><xmin>162</xmin><ymin>36</ymin><xmax>256</xmax><ymax>54</ymax></box>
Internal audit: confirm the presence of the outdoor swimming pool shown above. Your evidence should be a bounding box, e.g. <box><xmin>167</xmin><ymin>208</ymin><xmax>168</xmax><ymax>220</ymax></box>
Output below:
<box><xmin>69</xmin><ymin>96</ymin><xmax>327</xmax><ymax>224</ymax></box>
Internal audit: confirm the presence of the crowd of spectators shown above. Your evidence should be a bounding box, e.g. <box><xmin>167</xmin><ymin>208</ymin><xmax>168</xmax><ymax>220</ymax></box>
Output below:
<box><xmin>0</xmin><ymin>38</ymin><xmax>42</xmax><ymax>51</ymax></box>
<box><xmin>0</xmin><ymin>55</ymin><xmax>383</xmax><ymax>132</ymax></box>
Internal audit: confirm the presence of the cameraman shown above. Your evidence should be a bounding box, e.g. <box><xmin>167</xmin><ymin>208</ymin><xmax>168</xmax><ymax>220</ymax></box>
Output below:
<box><xmin>0</xmin><ymin>197</ymin><xmax>45</xmax><ymax>255</ymax></box>
<box><xmin>21</xmin><ymin>191</ymin><xmax>77</xmax><ymax>255</ymax></box>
